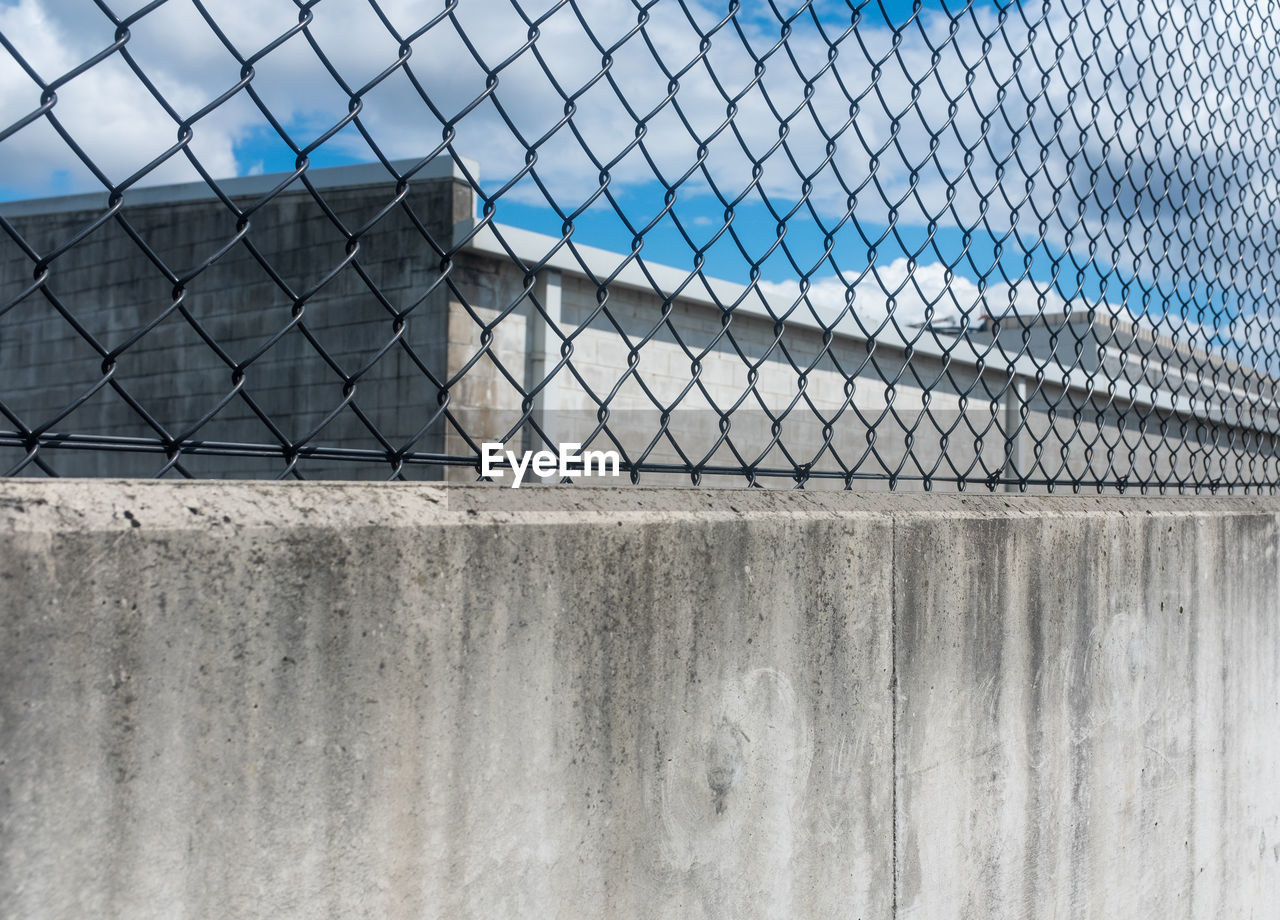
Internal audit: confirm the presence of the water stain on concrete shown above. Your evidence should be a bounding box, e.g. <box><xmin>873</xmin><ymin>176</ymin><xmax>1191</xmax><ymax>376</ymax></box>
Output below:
<box><xmin>706</xmin><ymin>717</ymin><xmax>749</xmax><ymax>814</ymax></box>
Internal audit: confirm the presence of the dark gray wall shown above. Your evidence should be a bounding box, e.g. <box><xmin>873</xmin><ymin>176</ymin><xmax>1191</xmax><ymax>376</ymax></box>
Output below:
<box><xmin>1</xmin><ymin>177</ymin><xmax>470</xmax><ymax>478</ymax></box>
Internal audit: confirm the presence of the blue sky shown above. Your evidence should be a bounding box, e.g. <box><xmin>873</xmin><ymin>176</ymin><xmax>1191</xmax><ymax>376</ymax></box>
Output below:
<box><xmin>0</xmin><ymin>0</ymin><xmax>1271</xmax><ymax>352</ymax></box>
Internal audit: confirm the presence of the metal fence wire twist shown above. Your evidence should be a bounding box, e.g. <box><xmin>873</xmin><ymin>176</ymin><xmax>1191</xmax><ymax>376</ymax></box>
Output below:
<box><xmin>1</xmin><ymin>0</ymin><xmax>1278</xmax><ymax>491</ymax></box>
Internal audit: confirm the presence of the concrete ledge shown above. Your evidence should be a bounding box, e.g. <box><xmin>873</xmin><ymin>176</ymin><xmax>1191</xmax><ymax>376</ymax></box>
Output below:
<box><xmin>4</xmin><ymin>479</ymin><xmax>1278</xmax><ymax>530</ymax></box>
<box><xmin>2</xmin><ymin>482</ymin><xmax>1278</xmax><ymax>919</ymax></box>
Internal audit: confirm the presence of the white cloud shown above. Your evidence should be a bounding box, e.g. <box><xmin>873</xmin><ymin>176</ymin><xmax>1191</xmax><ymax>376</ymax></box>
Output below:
<box><xmin>1</xmin><ymin>0</ymin><xmax>1277</xmax><ymax>353</ymax></box>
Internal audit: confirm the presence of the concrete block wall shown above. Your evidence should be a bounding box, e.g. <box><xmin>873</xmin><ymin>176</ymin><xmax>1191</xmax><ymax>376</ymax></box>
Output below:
<box><xmin>1</xmin><ymin>177</ymin><xmax>470</xmax><ymax>479</ymax></box>
<box><xmin>443</xmin><ymin>254</ymin><xmax>1266</xmax><ymax>489</ymax></box>
<box><xmin>441</xmin><ymin>251</ymin><xmax>992</xmax><ymax>487</ymax></box>
<box><xmin>1</xmin><ymin>481</ymin><xmax>1277</xmax><ymax>918</ymax></box>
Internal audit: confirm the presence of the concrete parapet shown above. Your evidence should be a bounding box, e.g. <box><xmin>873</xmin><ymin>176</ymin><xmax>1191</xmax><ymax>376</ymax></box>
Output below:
<box><xmin>1</xmin><ymin>482</ymin><xmax>1277</xmax><ymax>918</ymax></box>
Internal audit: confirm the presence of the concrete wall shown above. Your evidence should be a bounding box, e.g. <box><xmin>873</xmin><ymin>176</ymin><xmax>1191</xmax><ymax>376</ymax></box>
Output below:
<box><xmin>2</xmin><ymin>481</ymin><xmax>1277</xmax><ymax>919</ymax></box>
<box><xmin>445</xmin><ymin>252</ymin><xmax>1274</xmax><ymax>490</ymax></box>
<box><xmin>1</xmin><ymin>174</ymin><xmax>470</xmax><ymax>480</ymax></box>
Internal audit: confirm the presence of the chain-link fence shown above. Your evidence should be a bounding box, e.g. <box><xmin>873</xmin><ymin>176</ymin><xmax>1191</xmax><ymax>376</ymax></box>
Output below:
<box><xmin>1</xmin><ymin>0</ymin><xmax>1277</xmax><ymax>490</ymax></box>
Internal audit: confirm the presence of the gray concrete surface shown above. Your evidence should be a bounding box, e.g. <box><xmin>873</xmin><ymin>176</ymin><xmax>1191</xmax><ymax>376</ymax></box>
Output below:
<box><xmin>1</xmin><ymin>482</ymin><xmax>1278</xmax><ymax>919</ymax></box>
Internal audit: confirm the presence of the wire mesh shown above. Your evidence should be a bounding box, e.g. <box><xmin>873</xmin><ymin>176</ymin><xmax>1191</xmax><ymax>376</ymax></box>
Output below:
<box><xmin>1</xmin><ymin>0</ymin><xmax>1277</xmax><ymax>491</ymax></box>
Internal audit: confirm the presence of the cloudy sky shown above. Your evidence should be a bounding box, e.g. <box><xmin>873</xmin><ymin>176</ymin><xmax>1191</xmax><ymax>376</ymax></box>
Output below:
<box><xmin>2</xmin><ymin>0</ymin><xmax>1278</xmax><ymax>355</ymax></box>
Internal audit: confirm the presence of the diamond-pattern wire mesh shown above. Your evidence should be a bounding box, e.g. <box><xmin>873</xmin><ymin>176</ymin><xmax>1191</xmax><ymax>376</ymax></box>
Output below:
<box><xmin>0</xmin><ymin>0</ymin><xmax>1278</xmax><ymax>490</ymax></box>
